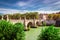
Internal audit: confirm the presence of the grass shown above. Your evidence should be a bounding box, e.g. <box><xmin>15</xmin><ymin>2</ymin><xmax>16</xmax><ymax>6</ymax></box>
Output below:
<box><xmin>25</xmin><ymin>27</ymin><xmax>44</xmax><ymax>40</ymax></box>
<box><xmin>25</xmin><ymin>26</ymin><xmax>60</xmax><ymax>40</ymax></box>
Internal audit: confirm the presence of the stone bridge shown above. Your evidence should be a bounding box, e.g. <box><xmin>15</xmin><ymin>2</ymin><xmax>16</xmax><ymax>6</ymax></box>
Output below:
<box><xmin>10</xmin><ymin>19</ymin><xmax>41</xmax><ymax>29</ymax></box>
<box><xmin>1</xmin><ymin>15</ymin><xmax>46</xmax><ymax>30</ymax></box>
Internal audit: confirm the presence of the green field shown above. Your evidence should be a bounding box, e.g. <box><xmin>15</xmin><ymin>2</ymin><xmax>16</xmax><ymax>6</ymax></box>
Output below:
<box><xmin>25</xmin><ymin>26</ymin><xmax>60</xmax><ymax>40</ymax></box>
<box><xmin>25</xmin><ymin>27</ymin><xmax>43</xmax><ymax>40</ymax></box>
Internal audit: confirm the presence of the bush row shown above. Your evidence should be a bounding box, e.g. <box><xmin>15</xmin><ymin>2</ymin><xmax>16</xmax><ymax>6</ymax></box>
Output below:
<box><xmin>38</xmin><ymin>25</ymin><xmax>60</xmax><ymax>40</ymax></box>
<box><xmin>0</xmin><ymin>20</ymin><xmax>60</xmax><ymax>40</ymax></box>
<box><xmin>0</xmin><ymin>20</ymin><xmax>25</xmax><ymax>40</ymax></box>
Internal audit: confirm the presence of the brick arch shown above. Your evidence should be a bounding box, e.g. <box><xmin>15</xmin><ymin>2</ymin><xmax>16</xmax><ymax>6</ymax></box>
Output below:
<box><xmin>27</xmin><ymin>22</ymin><xmax>33</xmax><ymax>27</ymax></box>
<box><xmin>0</xmin><ymin>15</ymin><xmax>2</xmax><ymax>19</ymax></box>
<box><xmin>9</xmin><ymin>19</ymin><xmax>40</xmax><ymax>29</ymax></box>
<box><xmin>36</xmin><ymin>21</ymin><xmax>40</xmax><ymax>26</ymax></box>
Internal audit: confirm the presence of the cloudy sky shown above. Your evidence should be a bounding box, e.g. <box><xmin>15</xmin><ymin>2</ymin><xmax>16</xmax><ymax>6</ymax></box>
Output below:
<box><xmin>0</xmin><ymin>0</ymin><xmax>60</xmax><ymax>14</ymax></box>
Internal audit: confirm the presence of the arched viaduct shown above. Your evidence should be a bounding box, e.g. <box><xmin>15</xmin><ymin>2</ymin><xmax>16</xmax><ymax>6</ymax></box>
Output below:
<box><xmin>1</xmin><ymin>15</ymin><xmax>46</xmax><ymax>30</ymax></box>
<box><xmin>10</xmin><ymin>19</ymin><xmax>41</xmax><ymax>29</ymax></box>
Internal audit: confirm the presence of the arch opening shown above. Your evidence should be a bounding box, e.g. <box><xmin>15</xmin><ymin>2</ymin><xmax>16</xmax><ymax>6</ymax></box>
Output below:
<box><xmin>0</xmin><ymin>15</ymin><xmax>2</xmax><ymax>19</ymax></box>
<box><xmin>36</xmin><ymin>21</ymin><xmax>40</xmax><ymax>26</ymax></box>
<box><xmin>27</xmin><ymin>22</ymin><xmax>33</xmax><ymax>28</ymax></box>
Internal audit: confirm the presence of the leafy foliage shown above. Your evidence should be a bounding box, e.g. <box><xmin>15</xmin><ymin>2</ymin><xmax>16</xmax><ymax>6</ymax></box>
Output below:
<box><xmin>38</xmin><ymin>25</ymin><xmax>60</xmax><ymax>40</ymax></box>
<box><xmin>0</xmin><ymin>20</ymin><xmax>14</xmax><ymax>40</ymax></box>
<box><xmin>47</xmin><ymin>13</ymin><xmax>60</xmax><ymax>20</ymax></box>
<box><xmin>14</xmin><ymin>22</ymin><xmax>25</xmax><ymax>40</ymax></box>
<box><xmin>7</xmin><ymin>12</ymin><xmax>39</xmax><ymax>19</ymax></box>
<box><xmin>0</xmin><ymin>20</ymin><xmax>25</xmax><ymax>40</ymax></box>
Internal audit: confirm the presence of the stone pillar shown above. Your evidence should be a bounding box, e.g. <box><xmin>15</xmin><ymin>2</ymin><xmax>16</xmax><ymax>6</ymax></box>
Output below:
<box><xmin>7</xmin><ymin>15</ymin><xmax>9</xmax><ymax>21</ymax></box>
<box><xmin>33</xmin><ymin>17</ymin><xmax>36</xmax><ymax>27</ymax></box>
<box><xmin>24</xmin><ymin>16</ymin><xmax>27</xmax><ymax>30</ymax></box>
<box><xmin>19</xmin><ymin>17</ymin><xmax>21</xmax><ymax>21</ymax></box>
<box><xmin>38</xmin><ymin>15</ymin><xmax>41</xmax><ymax>26</ymax></box>
<box><xmin>2</xmin><ymin>15</ymin><xmax>3</xmax><ymax>20</ymax></box>
<box><xmin>18</xmin><ymin>17</ymin><xmax>21</xmax><ymax>22</ymax></box>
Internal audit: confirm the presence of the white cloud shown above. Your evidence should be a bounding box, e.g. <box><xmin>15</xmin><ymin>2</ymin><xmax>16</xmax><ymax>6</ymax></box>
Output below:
<box><xmin>15</xmin><ymin>0</ymin><xmax>60</xmax><ymax>10</ymax></box>
<box><xmin>0</xmin><ymin>8</ymin><xmax>60</xmax><ymax>14</ymax></box>
<box><xmin>37</xmin><ymin>7</ymin><xmax>52</xmax><ymax>11</ymax></box>
<box><xmin>37</xmin><ymin>0</ymin><xmax>60</xmax><ymax>11</ymax></box>
<box><xmin>0</xmin><ymin>8</ymin><xmax>29</xmax><ymax>14</ymax></box>
<box><xmin>38</xmin><ymin>11</ymin><xmax>60</xmax><ymax>14</ymax></box>
<box><xmin>43</xmin><ymin>0</ymin><xmax>59</xmax><ymax>4</ymax></box>
<box><xmin>43</xmin><ymin>0</ymin><xmax>51</xmax><ymax>4</ymax></box>
<box><xmin>37</xmin><ymin>6</ymin><xmax>60</xmax><ymax>12</ymax></box>
<box><xmin>0</xmin><ymin>0</ymin><xmax>60</xmax><ymax>11</ymax></box>
<box><xmin>53</xmin><ymin>1</ymin><xmax>60</xmax><ymax>5</ymax></box>
<box><xmin>15</xmin><ymin>1</ymin><xmax>31</xmax><ymax>9</ymax></box>
<box><xmin>17</xmin><ymin>2</ymin><xmax>28</xmax><ymax>6</ymax></box>
<box><xmin>15</xmin><ymin>0</ymin><xmax>39</xmax><ymax>9</ymax></box>
<box><xmin>16</xmin><ymin>0</ymin><xmax>33</xmax><ymax>7</ymax></box>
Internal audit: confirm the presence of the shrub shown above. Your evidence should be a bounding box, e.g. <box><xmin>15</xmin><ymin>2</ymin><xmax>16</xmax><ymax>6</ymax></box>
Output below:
<box><xmin>14</xmin><ymin>22</ymin><xmax>25</xmax><ymax>40</ymax></box>
<box><xmin>37</xmin><ymin>25</ymin><xmax>60</xmax><ymax>40</ymax></box>
<box><xmin>0</xmin><ymin>20</ymin><xmax>14</xmax><ymax>40</ymax></box>
<box><xmin>0</xmin><ymin>20</ymin><xmax>25</xmax><ymax>40</ymax></box>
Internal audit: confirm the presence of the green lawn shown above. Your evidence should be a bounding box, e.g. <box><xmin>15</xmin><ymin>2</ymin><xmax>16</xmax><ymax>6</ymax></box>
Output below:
<box><xmin>25</xmin><ymin>27</ymin><xmax>43</xmax><ymax>40</ymax></box>
<box><xmin>25</xmin><ymin>26</ymin><xmax>60</xmax><ymax>40</ymax></box>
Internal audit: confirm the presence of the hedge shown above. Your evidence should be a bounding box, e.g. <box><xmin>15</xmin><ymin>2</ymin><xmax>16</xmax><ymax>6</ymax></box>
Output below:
<box><xmin>38</xmin><ymin>25</ymin><xmax>60</xmax><ymax>40</ymax></box>
<box><xmin>0</xmin><ymin>20</ymin><xmax>25</xmax><ymax>40</ymax></box>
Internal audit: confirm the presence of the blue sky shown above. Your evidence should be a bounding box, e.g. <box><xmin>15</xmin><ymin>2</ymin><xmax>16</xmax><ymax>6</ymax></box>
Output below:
<box><xmin>0</xmin><ymin>0</ymin><xmax>60</xmax><ymax>14</ymax></box>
